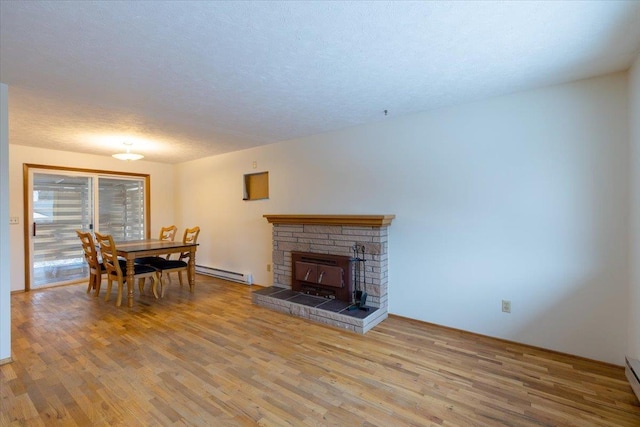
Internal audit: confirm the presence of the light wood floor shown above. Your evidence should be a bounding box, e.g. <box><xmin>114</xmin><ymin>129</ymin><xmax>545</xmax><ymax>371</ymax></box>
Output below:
<box><xmin>1</xmin><ymin>275</ymin><xmax>639</xmax><ymax>426</ymax></box>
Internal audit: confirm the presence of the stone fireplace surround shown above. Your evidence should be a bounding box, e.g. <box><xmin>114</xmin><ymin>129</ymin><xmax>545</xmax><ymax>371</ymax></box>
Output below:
<box><xmin>252</xmin><ymin>214</ymin><xmax>394</xmax><ymax>333</ymax></box>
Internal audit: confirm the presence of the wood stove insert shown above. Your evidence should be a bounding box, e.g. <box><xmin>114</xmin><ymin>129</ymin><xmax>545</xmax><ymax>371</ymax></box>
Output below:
<box><xmin>292</xmin><ymin>251</ymin><xmax>353</xmax><ymax>303</ymax></box>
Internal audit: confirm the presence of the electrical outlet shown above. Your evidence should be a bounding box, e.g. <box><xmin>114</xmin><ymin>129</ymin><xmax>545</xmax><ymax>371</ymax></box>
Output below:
<box><xmin>252</xmin><ymin>161</ymin><xmax>257</xmax><ymax>169</ymax></box>
<box><xmin>9</xmin><ymin>217</ymin><xmax>19</xmax><ymax>225</ymax></box>
<box><xmin>502</xmin><ymin>300</ymin><xmax>511</xmax><ymax>313</ymax></box>
<box><xmin>266</xmin><ymin>264</ymin><xmax>271</xmax><ymax>272</ymax></box>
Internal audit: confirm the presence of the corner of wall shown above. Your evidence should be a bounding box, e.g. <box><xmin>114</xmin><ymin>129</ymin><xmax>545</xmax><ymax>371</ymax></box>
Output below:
<box><xmin>629</xmin><ymin>54</ymin><xmax>640</xmax><ymax>359</ymax></box>
<box><xmin>0</xmin><ymin>82</ymin><xmax>12</xmax><ymax>361</ymax></box>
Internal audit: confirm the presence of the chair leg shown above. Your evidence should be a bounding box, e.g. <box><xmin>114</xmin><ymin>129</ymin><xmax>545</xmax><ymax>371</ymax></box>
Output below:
<box><xmin>87</xmin><ymin>274</ymin><xmax>93</xmax><ymax>294</ymax></box>
<box><xmin>178</xmin><ymin>271</ymin><xmax>184</xmax><ymax>287</ymax></box>
<box><xmin>160</xmin><ymin>273</ymin><xmax>165</xmax><ymax>298</ymax></box>
<box><xmin>104</xmin><ymin>279</ymin><xmax>113</xmax><ymax>302</ymax></box>
<box><xmin>152</xmin><ymin>273</ymin><xmax>160</xmax><ymax>299</ymax></box>
<box><xmin>94</xmin><ymin>274</ymin><xmax>102</xmax><ymax>297</ymax></box>
<box><xmin>138</xmin><ymin>278</ymin><xmax>145</xmax><ymax>294</ymax></box>
<box><xmin>116</xmin><ymin>281</ymin><xmax>123</xmax><ymax>307</ymax></box>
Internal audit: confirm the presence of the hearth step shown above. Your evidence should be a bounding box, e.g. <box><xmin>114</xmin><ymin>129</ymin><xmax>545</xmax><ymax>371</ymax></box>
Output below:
<box><xmin>252</xmin><ymin>286</ymin><xmax>387</xmax><ymax>334</ymax></box>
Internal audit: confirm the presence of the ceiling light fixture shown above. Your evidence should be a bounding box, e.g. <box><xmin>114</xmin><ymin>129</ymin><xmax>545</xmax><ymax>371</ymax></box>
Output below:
<box><xmin>112</xmin><ymin>142</ymin><xmax>144</xmax><ymax>161</ymax></box>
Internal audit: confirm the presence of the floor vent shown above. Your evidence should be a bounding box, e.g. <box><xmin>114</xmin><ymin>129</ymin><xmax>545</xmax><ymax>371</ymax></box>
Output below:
<box><xmin>195</xmin><ymin>265</ymin><xmax>253</xmax><ymax>285</ymax></box>
<box><xmin>626</xmin><ymin>356</ymin><xmax>640</xmax><ymax>402</ymax></box>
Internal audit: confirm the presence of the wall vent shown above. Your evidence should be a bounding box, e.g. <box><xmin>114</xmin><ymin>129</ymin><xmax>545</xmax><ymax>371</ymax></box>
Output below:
<box><xmin>196</xmin><ymin>265</ymin><xmax>253</xmax><ymax>285</ymax></box>
<box><xmin>625</xmin><ymin>356</ymin><xmax>640</xmax><ymax>402</ymax></box>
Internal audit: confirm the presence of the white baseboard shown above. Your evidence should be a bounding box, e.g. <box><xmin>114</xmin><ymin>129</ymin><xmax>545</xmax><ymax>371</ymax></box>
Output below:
<box><xmin>195</xmin><ymin>265</ymin><xmax>253</xmax><ymax>285</ymax></box>
<box><xmin>625</xmin><ymin>356</ymin><xmax>640</xmax><ymax>402</ymax></box>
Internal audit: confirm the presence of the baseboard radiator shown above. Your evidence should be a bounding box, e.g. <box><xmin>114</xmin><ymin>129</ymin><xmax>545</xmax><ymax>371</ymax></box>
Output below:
<box><xmin>626</xmin><ymin>356</ymin><xmax>640</xmax><ymax>402</ymax></box>
<box><xmin>195</xmin><ymin>265</ymin><xmax>253</xmax><ymax>285</ymax></box>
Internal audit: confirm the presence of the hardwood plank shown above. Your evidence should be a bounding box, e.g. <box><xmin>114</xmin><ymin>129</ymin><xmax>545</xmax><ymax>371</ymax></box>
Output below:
<box><xmin>1</xmin><ymin>275</ymin><xmax>639</xmax><ymax>426</ymax></box>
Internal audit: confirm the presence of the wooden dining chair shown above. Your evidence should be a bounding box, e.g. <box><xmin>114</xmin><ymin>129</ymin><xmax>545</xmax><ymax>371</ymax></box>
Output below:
<box><xmin>76</xmin><ymin>230</ymin><xmax>104</xmax><ymax>297</ymax></box>
<box><xmin>95</xmin><ymin>232</ymin><xmax>162</xmax><ymax>307</ymax></box>
<box><xmin>135</xmin><ymin>225</ymin><xmax>178</xmax><ymax>265</ymax></box>
<box><xmin>147</xmin><ymin>226</ymin><xmax>200</xmax><ymax>296</ymax></box>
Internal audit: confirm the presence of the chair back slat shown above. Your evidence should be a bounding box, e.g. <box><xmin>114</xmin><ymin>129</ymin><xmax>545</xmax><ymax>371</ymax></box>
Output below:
<box><xmin>159</xmin><ymin>225</ymin><xmax>177</xmax><ymax>242</ymax></box>
<box><xmin>95</xmin><ymin>232</ymin><xmax>122</xmax><ymax>280</ymax></box>
<box><xmin>179</xmin><ymin>226</ymin><xmax>200</xmax><ymax>261</ymax></box>
<box><xmin>160</xmin><ymin>225</ymin><xmax>178</xmax><ymax>259</ymax></box>
<box><xmin>76</xmin><ymin>230</ymin><xmax>100</xmax><ymax>273</ymax></box>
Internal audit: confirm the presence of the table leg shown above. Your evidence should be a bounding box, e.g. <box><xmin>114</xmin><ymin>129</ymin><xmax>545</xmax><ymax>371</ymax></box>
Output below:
<box><xmin>126</xmin><ymin>259</ymin><xmax>135</xmax><ymax>307</ymax></box>
<box><xmin>188</xmin><ymin>248</ymin><xmax>196</xmax><ymax>292</ymax></box>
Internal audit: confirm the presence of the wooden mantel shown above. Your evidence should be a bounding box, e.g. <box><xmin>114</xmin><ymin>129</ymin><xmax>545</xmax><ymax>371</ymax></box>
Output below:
<box><xmin>263</xmin><ymin>214</ymin><xmax>395</xmax><ymax>227</ymax></box>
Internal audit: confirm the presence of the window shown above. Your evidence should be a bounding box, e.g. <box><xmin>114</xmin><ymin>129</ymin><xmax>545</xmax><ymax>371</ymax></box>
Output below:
<box><xmin>98</xmin><ymin>178</ymin><xmax>145</xmax><ymax>241</ymax></box>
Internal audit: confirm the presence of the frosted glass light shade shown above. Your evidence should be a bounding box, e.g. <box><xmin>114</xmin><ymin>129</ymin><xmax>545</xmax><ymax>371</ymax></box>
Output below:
<box><xmin>112</xmin><ymin>152</ymin><xmax>144</xmax><ymax>161</ymax></box>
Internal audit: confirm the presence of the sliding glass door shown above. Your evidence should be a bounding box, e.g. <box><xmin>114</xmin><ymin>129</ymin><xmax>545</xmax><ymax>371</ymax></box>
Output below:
<box><xmin>28</xmin><ymin>169</ymin><xmax>147</xmax><ymax>289</ymax></box>
<box><xmin>32</xmin><ymin>173</ymin><xmax>93</xmax><ymax>288</ymax></box>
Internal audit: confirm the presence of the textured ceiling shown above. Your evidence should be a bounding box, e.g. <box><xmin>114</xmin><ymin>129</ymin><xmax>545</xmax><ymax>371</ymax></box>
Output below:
<box><xmin>1</xmin><ymin>1</ymin><xmax>640</xmax><ymax>164</ymax></box>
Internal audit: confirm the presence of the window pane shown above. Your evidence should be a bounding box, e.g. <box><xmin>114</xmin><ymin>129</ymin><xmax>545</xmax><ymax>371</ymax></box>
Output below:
<box><xmin>98</xmin><ymin>178</ymin><xmax>145</xmax><ymax>241</ymax></box>
<box><xmin>32</xmin><ymin>173</ymin><xmax>92</xmax><ymax>287</ymax></box>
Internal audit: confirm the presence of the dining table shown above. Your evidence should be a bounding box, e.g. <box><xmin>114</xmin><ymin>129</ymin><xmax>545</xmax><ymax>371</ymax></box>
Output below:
<box><xmin>115</xmin><ymin>238</ymin><xmax>198</xmax><ymax>307</ymax></box>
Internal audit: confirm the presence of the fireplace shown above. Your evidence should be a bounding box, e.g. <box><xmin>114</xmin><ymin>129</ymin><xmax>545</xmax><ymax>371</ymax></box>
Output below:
<box><xmin>254</xmin><ymin>214</ymin><xmax>395</xmax><ymax>333</ymax></box>
<box><xmin>292</xmin><ymin>251</ymin><xmax>353</xmax><ymax>302</ymax></box>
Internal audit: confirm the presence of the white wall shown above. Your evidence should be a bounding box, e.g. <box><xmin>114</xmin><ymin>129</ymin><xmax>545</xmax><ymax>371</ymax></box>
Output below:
<box><xmin>8</xmin><ymin>145</ymin><xmax>176</xmax><ymax>292</ymax></box>
<box><xmin>0</xmin><ymin>83</ymin><xmax>10</xmax><ymax>362</ymax></box>
<box><xmin>630</xmin><ymin>54</ymin><xmax>640</xmax><ymax>360</ymax></box>
<box><xmin>175</xmin><ymin>72</ymin><xmax>630</xmax><ymax>364</ymax></box>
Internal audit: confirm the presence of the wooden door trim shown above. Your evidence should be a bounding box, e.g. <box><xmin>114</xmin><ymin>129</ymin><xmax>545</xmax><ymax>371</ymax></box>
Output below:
<box><xmin>22</xmin><ymin>164</ymin><xmax>151</xmax><ymax>291</ymax></box>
